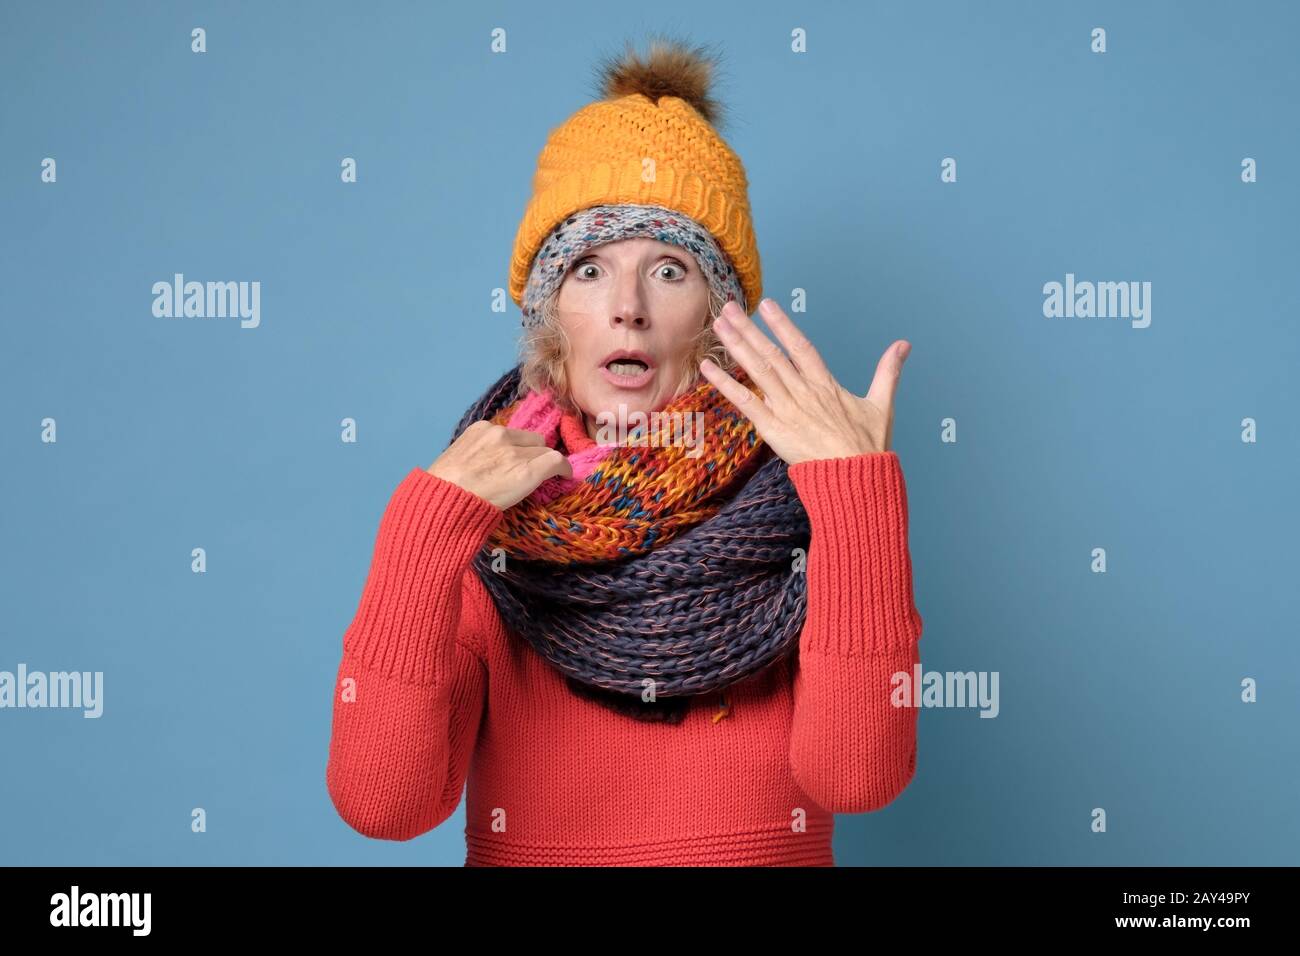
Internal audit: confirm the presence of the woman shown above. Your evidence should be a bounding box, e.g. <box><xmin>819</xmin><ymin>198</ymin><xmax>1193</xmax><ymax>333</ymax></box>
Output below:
<box><xmin>325</xmin><ymin>36</ymin><xmax>923</xmax><ymax>866</ymax></box>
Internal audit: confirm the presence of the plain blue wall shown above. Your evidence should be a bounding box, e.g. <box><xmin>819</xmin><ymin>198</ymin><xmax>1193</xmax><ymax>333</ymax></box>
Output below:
<box><xmin>2</xmin><ymin>0</ymin><xmax>1297</xmax><ymax>865</ymax></box>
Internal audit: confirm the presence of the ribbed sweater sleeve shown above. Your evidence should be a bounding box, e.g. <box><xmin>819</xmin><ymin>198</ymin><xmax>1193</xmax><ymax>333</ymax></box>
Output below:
<box><xmin>784</xmin><ymin>451</ymin><xmax>924</xmax><ymax>814</ymax></box>
<box><xmin>326</xmin><ymin>467</ymin><xmax>503</xmax><ymax>841</ymax></box>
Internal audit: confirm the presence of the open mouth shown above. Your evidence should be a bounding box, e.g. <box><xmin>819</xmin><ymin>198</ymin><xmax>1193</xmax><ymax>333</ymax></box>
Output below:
<box><xmin>599</xmin><ymin>352</ymin><xmax>656</xmax><ymax>388</ymax></box>
<box><xmin>605</xmin><ymin>358</ymin><xmax>649</xmax><ymax>377</ymax></box>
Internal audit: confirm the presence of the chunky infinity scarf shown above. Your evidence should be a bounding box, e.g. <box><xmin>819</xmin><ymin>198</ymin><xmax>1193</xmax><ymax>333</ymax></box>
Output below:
<box><xmin>448</xmin><ymin>365</ymin><xmax>812</xmax><ymax>723</ymax></box>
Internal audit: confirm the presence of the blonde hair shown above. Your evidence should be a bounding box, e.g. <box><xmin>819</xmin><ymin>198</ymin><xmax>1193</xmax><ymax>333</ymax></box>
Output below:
<box><xmin>517</xmin><ymin>282</ymin><xmax>740</xmax><ymax>417</ymax></box>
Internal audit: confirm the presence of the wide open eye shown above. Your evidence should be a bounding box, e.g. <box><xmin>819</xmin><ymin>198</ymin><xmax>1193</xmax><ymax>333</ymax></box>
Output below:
<box><xmin>570</xmin><ymin>258</ymin><xmax>601</xmax><ymax>281</ymax></box>
<box><xmin>657</xmin><ymin>259</ymin><xmax>687</xmax><ymax>281</ymax></box>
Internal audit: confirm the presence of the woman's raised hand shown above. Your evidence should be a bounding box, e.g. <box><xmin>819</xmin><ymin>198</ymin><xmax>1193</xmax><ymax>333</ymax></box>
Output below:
<box><xmin>699</xmin><ymin>298</ymin><xmax>911</xmax><ymax>466</ymax></box>
<box><xmin>427</xmin><ymin>420</ymin><xmax>572</xmax><ymax>510</ymax></box>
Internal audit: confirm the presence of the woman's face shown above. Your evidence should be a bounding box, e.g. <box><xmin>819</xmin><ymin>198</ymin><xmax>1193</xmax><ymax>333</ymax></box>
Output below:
<box><xmin>555</xmin><ymin>237</ymin><xmax>710</xmax><ymax>439</ymax></box>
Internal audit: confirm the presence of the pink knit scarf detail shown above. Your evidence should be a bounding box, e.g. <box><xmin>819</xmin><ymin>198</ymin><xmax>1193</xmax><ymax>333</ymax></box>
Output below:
<box><xmin>505</xmin><ymin>390</ymin><xmax>615</xmax><ymax>505</ymax></box>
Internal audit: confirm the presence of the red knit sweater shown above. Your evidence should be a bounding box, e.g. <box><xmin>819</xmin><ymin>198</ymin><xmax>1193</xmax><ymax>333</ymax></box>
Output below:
<box><xmin>326</xmin><ymin>417</ymin><xmax>924</xmax><ymax>866</ymax></box>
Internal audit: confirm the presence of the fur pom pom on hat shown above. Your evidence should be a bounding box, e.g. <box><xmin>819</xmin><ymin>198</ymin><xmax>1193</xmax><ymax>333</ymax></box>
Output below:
<box><xmin>507</xmin><ymin>35</ymin><xmax>762</xmax><ymax>315</ymax></box>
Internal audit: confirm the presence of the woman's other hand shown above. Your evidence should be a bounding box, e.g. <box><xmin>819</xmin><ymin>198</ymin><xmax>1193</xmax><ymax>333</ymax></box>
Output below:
<box><xmin>700</xmin><ymin>298</ymin><xmax>910</xmax><ymax>466</ymax></box>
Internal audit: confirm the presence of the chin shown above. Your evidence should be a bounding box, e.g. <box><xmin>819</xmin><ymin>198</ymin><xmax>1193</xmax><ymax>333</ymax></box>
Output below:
<box><xmin>578</xmin><ymin>368</ymin><xmax>684</xmax><ymax>419</ymax></box>
<box><xmin>589</xmin><ymin>390</ymin><xmax>652</xmax><ymax>418</ymax></box>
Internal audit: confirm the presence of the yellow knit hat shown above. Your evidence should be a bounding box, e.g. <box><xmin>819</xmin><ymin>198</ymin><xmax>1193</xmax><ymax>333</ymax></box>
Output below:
<box><xmin>508</xmin><ymin>37</ymin><xmax>762</xmax><ymax>313</ymax></box>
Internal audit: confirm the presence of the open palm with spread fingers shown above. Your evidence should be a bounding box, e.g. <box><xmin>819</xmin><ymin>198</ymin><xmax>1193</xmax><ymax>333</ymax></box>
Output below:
<box><xmin>699</xmin><ymin>297</ymin><xmax>910</xmax><ymax>467</ymax></box>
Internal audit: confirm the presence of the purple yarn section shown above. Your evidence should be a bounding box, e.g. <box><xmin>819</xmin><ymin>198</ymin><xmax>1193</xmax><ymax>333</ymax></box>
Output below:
<box><xmin>448</xmin><ymin>364</ymin><xmax>812</xmax><ymax>723</ymax></box>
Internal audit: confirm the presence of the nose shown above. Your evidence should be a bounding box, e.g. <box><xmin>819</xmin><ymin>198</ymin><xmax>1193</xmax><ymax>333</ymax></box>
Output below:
<box><xmin>609</xmin><ymin>269</ymin><xmax>649</xmax><ymax>329</ymax></box>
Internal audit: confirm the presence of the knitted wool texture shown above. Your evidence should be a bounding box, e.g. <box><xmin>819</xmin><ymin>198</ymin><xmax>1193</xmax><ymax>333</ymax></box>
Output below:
<box><xmin>484</xmin><ymin>368</ymin><xmax>766</xmax><ymax>563</ymax></box>
<box><xmin>448</xmin><ymin>364</ymin><xmax>812</xmax><ymax>724</ymax></box>
<box><xmin>507</xmin><ymin>83</ymin><xmax>762</xmax><ymax>315</ymax></box>
<box><xmin>326</xmin><ymin>446</ymin><xmax>925</xmax><ymax>862</ymax></box>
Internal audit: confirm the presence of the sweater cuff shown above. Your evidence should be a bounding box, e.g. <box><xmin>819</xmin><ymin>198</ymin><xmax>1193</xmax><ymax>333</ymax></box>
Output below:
<box><xmin>343</xmin><ymin>467</ymin><xmax>503</xmax><ymax>683</ymax></box>
<box><xmin>787</xmin><ymin>451</ymin><xmax>922</xmax><ymax>655</ymax></box>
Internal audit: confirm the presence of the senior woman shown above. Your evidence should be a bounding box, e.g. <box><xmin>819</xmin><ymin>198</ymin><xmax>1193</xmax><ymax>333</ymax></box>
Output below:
<box><xmin>326</xmin><ymin>36</ymin><xmax>923</xmax><ymax>867</ymax></box>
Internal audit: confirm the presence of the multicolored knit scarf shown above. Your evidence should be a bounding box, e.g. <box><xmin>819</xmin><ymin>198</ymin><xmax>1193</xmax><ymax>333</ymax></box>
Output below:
<box><xmin>448</xmin><ymin>364</ymin><xmax>813</xmax><ymax>724</ymax></box>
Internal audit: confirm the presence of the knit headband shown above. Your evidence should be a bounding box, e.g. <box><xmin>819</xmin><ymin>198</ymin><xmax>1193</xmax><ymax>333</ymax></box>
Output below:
<box><xmin>519</xmin><ymin>203</ymin><xmax>747</xmax><ymax>329</ymax></box>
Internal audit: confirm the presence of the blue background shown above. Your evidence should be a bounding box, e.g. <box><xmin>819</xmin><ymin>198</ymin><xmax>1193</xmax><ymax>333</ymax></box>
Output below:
<box><xmin>2</xmin><ymin>0</ymin><xmax>1296</xmax><ymax>866</ymax></box>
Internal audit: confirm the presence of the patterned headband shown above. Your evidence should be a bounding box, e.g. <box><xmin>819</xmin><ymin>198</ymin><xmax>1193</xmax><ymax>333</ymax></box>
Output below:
<box><xmin>519</xmin><ymin>204</ymin><xmax>747</xmax><ymax>329</ymax></box>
